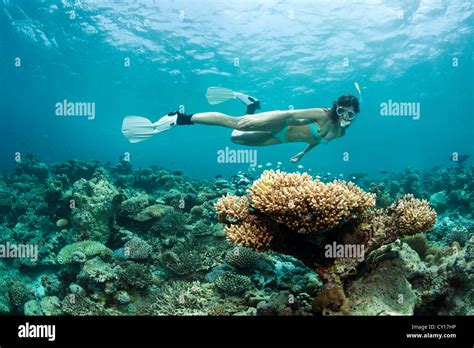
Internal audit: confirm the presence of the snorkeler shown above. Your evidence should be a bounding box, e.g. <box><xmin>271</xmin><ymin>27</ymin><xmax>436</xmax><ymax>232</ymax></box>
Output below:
<box><xmin>122</xmin><ymin>86</ymin><xmax>361</xmax><ymax>162</ymax></box>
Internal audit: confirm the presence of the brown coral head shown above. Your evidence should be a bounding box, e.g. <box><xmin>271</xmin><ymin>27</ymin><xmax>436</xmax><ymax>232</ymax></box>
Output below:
<box><xmin>248</xmin><ymin>170</ymin><xmax>375</xmax><ymax>234</ymax></box>
<box><xmin>214</xmin><ymin>194</ymin><xmax>250</xmax><ymax>224</ymax></box>
<box><xmin>389</xmin><ymin>194</ymin><xmax>437</xmax><ymax>236</ymax></box>
<box><xmin>225</xmin><ymin>220</ymin><xmax>273</xmax><ymax>251</ymax></box>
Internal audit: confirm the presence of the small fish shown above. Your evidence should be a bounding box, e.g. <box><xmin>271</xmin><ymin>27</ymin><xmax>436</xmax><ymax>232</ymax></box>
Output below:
<box><xmin>277</xmin><ymin>161</ymin><xmax>282</xmax><ymax>165</ymax></box>
<box><xmin>339</xmin><ymin>173</ymin><xmax>344</xmax><ymax>177</ymax></box>
<box><xmin>352</xmin><ymin>176</ymin><xmax>356</xmax><ymax>180</ymax></box>
<box><xmin>315</xmin><ymin>175</ymin><xmax>321</xmax><ymax>179</ymax></box>
<box><xmin>257</xmin><ymin>165</ymin><xmax>263</xmax><ymax>169</ymax></box>
<box><xmin>297</xmin><ymin>165</ymin><xmax>304</xmax><ymax>169</ymax></box>
<box><xmin>348</xmin><ymin>172</ymin><xmax>368</xmax><ymax>179</ymax></box>
<box><xmin>380</xmin><ymin>171</ymin><xmax>389</xmax><ymax>174</ymax></box>
<box><xmin>327</xmin><ymin>172</ymin><xmax>331</xmax><ymax>176</ymax></box>
<box><xmin>266</xmin><ymin>162</ymin><xmax>272</xmax><ymax>167</ymax></box>
<box><xmin>215</xmin><ymin>174</ymin><xmax>222</xmax><ymax>179</ymax></box>
<box><xmin>308</xmin><ymin>168</ymin><xmax>312</xmax><ymax>172</ymax></box>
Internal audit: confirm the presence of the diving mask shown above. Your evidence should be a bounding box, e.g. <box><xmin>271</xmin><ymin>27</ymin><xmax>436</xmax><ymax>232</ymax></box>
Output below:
<box><xmin>336</xmin><ymin>106</ymin><xmax>356</xmax><ymax>120</ymax></box>
<box><xmin>336</xmin><ymin>106</ymin><xmax>355</xmax><ymax>128</ymax></box>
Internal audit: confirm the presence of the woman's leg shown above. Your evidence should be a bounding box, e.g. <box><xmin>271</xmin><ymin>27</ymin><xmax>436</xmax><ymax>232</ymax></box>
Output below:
<box><xmin>190</xmin><ymin>112</ymin><xmax>240</xmax><ymax>129</ymax></box>
<box><xmin>190</xmin><ymin>111</ymin><xmax>288</xmax><ymax>132</ymax></box>
<box><xmin>230</xmin><ymin>130</ymin><xmax>281</xmax><ymax>146</ymax></box>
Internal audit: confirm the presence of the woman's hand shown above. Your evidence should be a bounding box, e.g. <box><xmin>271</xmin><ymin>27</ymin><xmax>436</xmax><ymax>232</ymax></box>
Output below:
<box><xmin>290</xmin><ymin>151</ymin><xmax>305</xmax><ymax>162</ymax></box>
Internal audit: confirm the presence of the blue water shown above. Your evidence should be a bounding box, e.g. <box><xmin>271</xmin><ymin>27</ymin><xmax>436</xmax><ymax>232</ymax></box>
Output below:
<box><xmin>1</xmin><ymin>0</ymin><xmax>473</xmax><ymax>178</ymax></box>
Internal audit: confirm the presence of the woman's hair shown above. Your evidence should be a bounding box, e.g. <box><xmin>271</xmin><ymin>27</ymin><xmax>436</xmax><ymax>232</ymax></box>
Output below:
<box><xmin>329</xmin><ymin>94</ymin><xmax>360</xmax><ymax>123</ymax></box>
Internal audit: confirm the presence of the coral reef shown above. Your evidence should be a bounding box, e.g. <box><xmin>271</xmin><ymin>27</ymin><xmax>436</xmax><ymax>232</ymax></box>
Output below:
<box><xmin>215</xmin><ymin>170</ymin><xmax>435</xmax><ymax>271</ymax></box>
<box><xmin>0</xmin><ymin>155</ymin><xmax>471</xmax><ymax>317</ymax></box>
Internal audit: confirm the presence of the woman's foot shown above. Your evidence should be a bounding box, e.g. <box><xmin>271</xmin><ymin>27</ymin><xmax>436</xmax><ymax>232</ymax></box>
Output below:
<box><xmin>154</xmin><ymin>111</ymin><xmax>194</xmax><ymax>133</ymax></box>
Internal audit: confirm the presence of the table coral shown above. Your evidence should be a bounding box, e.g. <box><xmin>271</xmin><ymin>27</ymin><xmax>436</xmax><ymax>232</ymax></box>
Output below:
<box><xmin>57</xmin><ymin>240</ymin><xmax>112</xmax><ymax>265</ymax></box>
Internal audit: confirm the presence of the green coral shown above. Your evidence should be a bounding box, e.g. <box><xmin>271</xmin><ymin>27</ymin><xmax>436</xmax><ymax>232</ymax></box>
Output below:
<box><xmin>215</xmin><ymin>271</ymin><xmax>253</xmax><ymax>295</ymax></box>
<box><xmin>9</xmin><ymin>281</ymin><xmax>34</xmax><ymax>314</ymax></box>
<box><xmin>78</xmin><ymin>257</ymin><xmax>119</xmax><ymax>283</ymax></box>
<box><xmin>151</xmin><ymin>209</ymin><xmax>187</xmax><ymax>235</ymax></box>
<box><xmin>118</xmin><ymin>261</ymin><xmax>153</xmax><ymax>289</ymax></box>
<box><xmin>133</xmin><ymin>204</ymin><xmax>174</xmax><ymax>222</ymax></box>
<box><xmin>61</xmin><ymin>295</ymin><xmax>106</xmax><ymax>316</ymax></box>
<box><xmin>159</xmin><ymin>241</ymin><xmax>224</xmax><ymax>276</ymax></box>
<box><xmin>144</xmin><ymin>281</ymin><xmax>213</xmax><ymax>315</ymax></box>
<box><xmin>120</xmin><ymin>194</ymin><xmax>149</xmax><ymax>217</ymax></box>
<box><xmin>24</xmin><ymin>296</ymin><xmax>62</xmax><ymax>316</ymax></box>
<box><xmin>57</xmin><ymin>240</ymin><xmax>112</xmax><ymax>264</ymax></box>
<box><xmin>124</xmin><ymin>237</ymin><xmax>152</xmax><ymax>260</ymax></box>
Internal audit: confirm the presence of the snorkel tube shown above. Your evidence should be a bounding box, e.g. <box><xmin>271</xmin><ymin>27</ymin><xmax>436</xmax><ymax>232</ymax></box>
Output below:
<box><xmin>354</xmin><ymin>81</ymin><xmax>363</xmax><ymax>103</ymax></box>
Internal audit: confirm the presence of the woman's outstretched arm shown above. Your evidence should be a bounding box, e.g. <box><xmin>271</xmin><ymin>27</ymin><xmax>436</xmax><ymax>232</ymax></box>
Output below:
<box><xmin>290</xmin><ymin>142</ymin><xmax>318</xmax><ymax>162</ymax></box>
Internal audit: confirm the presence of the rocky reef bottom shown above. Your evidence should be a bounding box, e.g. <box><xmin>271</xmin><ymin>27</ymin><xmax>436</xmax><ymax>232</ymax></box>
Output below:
<box><xmin>0</xmin><ymin>154</ymin><xmax>472</xmax><ymax>316</ymax></box>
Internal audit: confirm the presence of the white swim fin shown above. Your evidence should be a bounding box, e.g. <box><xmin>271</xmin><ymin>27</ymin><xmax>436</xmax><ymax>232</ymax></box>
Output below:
<box><xmin>121</xmin><ymin>114</ymin><xmax>177</xmax><ymax>143</ymax></box>
<box><xmin>206</xmin><ymin>87</ymin><xmax>259</xmax><ymax>106</ymax></box>
<box><xmin>206</xmin><ymin>87</ymin><xmax>261</xmax><ymax>114</ymax></box>
<box><xmin>205</xmin><ymin>87</ymin><xmax>236</xmax><ymax>105</ymax></box>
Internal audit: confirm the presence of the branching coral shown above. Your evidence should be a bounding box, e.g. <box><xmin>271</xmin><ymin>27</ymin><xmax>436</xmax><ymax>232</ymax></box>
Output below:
<box><xmin>215</xmin><ymin>170</ymin><xmax>376</xmax><ymax>260</ymax></box>
<box><xmin>214</xmin><ymin>194</ymin><xmax>250</xmax><ymax>224</ymax></box>
<box><xmin>118</xmin><ymin>261</ymin><xmax>153</xmax><ymax>289</ymax></box>
<box><xmin>124</xmin><ymin>237</ymin><xmax>152</xmax><ymax>260</ymax></box>
<box><xmin>143</xmin><ymin>281</ymin><xmax>213</xmax><ymax>315</ymax></box>
<box><xmin>388</xmin><ymin>194</ymin><xmax>437</xmax><ymax>236</ymax></box>
<box><xmin>159</xmin><ymin>241</ymin><xmax>225</xmax><ymax>276</ymax></box>
<box><xmin>357</xmin><ymin>195</ymin><xmax>437</xmax><ymax>252</ymax></box>
<box><xmin>248</xmin><ymin>170</ymin><xmax>375</xmax><ymax>233</ymax></box>
<box><xmin>225</xmin><ymin>220</ymin><xmax>273</xmax><ymax>251</ymax></box>
<box><xmin>61</xmin><ymin>294</ymin><xmax>106</xmax><ymax>316</ymax></box>
<box><xmin>215</xmin><ymin>170</ymin><xmax>436</xmax><ymax>275</ymax></box>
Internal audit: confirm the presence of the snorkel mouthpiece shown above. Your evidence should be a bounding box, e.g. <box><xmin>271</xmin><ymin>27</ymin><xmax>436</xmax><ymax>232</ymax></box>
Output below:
<box><xmin>340</xmin><ymin>119</ymin><xmax>351</xmax><ymax>128</ymax></box>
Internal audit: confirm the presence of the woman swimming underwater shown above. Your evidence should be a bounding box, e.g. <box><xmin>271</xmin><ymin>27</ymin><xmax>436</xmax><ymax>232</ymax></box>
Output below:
<box><xmin>122</xmin><ymin>87</ymin><xmax>360</xmax><ymax>162</ymax></box>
